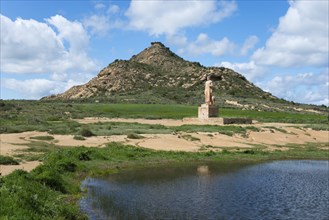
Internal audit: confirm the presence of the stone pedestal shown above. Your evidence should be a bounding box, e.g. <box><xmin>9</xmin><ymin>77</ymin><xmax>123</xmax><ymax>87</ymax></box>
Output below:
<box><xmin>198</xmin><ymin>104</ymin><xmax>218</xmax><ymax>119</ymax></box>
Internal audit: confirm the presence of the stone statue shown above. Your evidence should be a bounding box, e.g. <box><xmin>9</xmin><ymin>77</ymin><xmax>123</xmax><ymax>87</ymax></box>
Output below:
<box><xmin>204</xmin><ymin>76</ymin><xmax>215</xmax><ymax>105</ymax></box>
<box><xmin>198</xmin><ymin>75</ymin><xmax>218</xmax><ymax>119</ymax></box>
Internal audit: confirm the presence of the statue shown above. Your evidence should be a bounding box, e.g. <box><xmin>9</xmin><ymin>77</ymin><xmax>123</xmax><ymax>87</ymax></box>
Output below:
<box><xmin>198</xmin><ymin>75</ymin><xmax>218</xmax><ymax>119</ymax></box>
<box><xmin>204</xmin><ymin>76</ymin><xmax>215</xmax><ymax>105</ymax></box>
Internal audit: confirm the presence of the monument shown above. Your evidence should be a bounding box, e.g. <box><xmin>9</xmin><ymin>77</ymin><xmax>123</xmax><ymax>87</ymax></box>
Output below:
<box><xmin>183</xmin><ymin>75</ymin><xmax>252</xmax><ymax>124</ymax></box>
<box><xmin>198</xmin><ymin>76</ymin><xmax>219</xmax><ymax>119</ymax></box>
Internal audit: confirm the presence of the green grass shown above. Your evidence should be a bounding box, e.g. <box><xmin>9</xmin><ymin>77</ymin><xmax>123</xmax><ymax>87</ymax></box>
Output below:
<box><xmin>263</xmin><ymin>126</ymin><xmax>288</xmax><ymax>133</ymax></box>
<box><xmin>21</xmin><ymin>141</ymin><xmax>62</xmax><ymax>153</ymax></box>
<box><xmin>220</xmin><ymin>108</ymin><xmax>328</xmax><ymax>124</ymax></box>
<box><xmin>0</xmin><ymin>155</ymin><xmax>19</xmax><ymax>165</ymax></box>
<box><xmin>181</xmin><ymin>134</ymin><xmax>200</xmax><ymax>141</ymax></box>
<box><xmin>1</xmin><ymin>142</ymin><xmax>328</xmax><ymax>219</ymax></box>
<box><xmin>46</xmin><ymin>122</ymin><xmax>261</xmax><ymax>138</ymax></box>
<box><xmin>127</xmin><ymin>133</ymin><xmax>144</xmax><ymax>139</ymax></box>
<box><xmin>73</xmin><ymin>135</ymin><xmax>86</xmax><ymax>141</ymax></box>
<box><xmin>303</xmin><ymin>124</ymin><xmax>329</xmax><ymax>131</ymax></box>
<box><xmin>30</xmin><ymin>135</ymin><xmax>55</xmax><ymax>141</ymax></box>
<box><xmin>79</xmin><ymin>128</ymin><xmax>94</xmax><ymax>137</ymax></box>
<box><xmin>85</xmin><ymin>122</ymin><xmax>171</xmax><ymax>136</ymax></box>
<box><xmin>173</xmin><ymin>124</ymin><xmax>258</xmax><ymax>136</ymax></box>
<box><xmin>1</xmin><ymin>101</ymin><xmax>326</xmax><ymax>135</ymax></box>
<box><xmin>0</xmin><ymin>99</ymin><xmax>327</xmax><ymax>219</ymax></box>
<box><xmin>74</xmin><ymin>103</ymin><xmax>197</xmax><ymax>119</ymax></box>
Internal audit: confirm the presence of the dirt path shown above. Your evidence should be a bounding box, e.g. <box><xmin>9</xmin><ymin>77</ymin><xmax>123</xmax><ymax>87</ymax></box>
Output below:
<box><xmin>1</xmin><ymin>118</ymin><xmax>328</xmax><ymax>175</ymax></box>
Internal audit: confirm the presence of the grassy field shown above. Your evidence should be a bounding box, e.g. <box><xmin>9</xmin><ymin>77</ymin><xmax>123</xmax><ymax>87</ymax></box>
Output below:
<box><xmin>1</xmin><ymin>101</ymin><xmax>328</xmax><ymax>134</ymax></box>
<box><xmin>1</xmin><ymin>142</ymin><xmax>328</xmax><ymax>219</ymax></box>
<box><xmin>0</xmin><ymin>100</ymin><xmax>328</xmax><ymax>219</ymax></box>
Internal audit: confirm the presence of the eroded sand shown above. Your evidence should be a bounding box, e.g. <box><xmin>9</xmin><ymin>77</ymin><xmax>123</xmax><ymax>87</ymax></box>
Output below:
<box><xmin>1</xmin><ymin>118</ymin><xmax>328</xmax><ymax>175</ymax></box>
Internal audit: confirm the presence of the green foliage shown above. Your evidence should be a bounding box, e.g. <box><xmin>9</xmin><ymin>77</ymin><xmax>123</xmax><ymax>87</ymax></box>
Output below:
<box><xmin>181</xmin><ymin>134</ymin><xmax>200</xmax><ymax>141</ymax></box>
<box><xmin>174</xmin><ymin>124</ymin><xmax>248</xmax><ymax>136</ymax></box>
<box><xmin>32</xmin><ymin>167</ymin><xmax>67</xmax><ymax>193</ymax></box>
<box><xmin>30</xmin><ymin>135</ymin><xmax>55</xmax><ymax>141</ymax></box>
<box><xmin>0</xmin><ymin>155</ymin><xmax>19</xmax><ymax>165</ymax></box>
<box><xmin>85</xmin><ymin>122</ymin><xmax>170</xmax><ymax>136</ymax></box>
<box><xmin>264</xmin><ymin>126</ymin><xmax>288</xmax><ymax>133</ymax></box>
<box><xmin>22</xmin><ymin>141</ymin><xmax>60</xmax><ymax>153</ymax></box>
<box><xmin>220</xmin><ymin>108</ymin><xmax>327</xmax><ymax>124</ymax></box>
<box><xmin>1</xmin><ymin>142</ymin><xmax>328</xmax><ymax>219</ymax></box>
<box><xmin>80</xmin><ymin>128</ymin><xmax>94</xmax><ymax>137</ymax></box>
<box><xmin>127</xmin><ymin>133</ymin><xmax>144</xmax><ymax>139</ymax></box>
<box><xmin>303</xmin><ymin>124</ymin><xmax>329</xmax><ymax>131</ymax></box>
<box><xmin>0</xmin><ymin>170</ymin><xmax>84</xmax><ymax>219</ymax></box>
<box><xmin>0</xmin><ymin>101</ymin><xmax>327</xmax><ymax>136</ymax></box>
<box><xmin>73</xmin><ymin>135</ymin><xmax>86</xmax><ymax>140</ymax></box>
<box><xmin>74</xmin><ymin>103</ymin><xmax>197</xmax><ymax>119</ymax></box>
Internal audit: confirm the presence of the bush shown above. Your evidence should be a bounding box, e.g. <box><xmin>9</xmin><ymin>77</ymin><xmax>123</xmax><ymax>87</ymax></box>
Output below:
<box><xmin>0</xmin><ymin>169</ymin><xmax>83</xmax><ymax>219</ymax></box>
<box><xmin>243</xmin><ymin>149</ymin><xmax>256</xmax><ymax>154</ymax></box>
<box><xmin>78</xmin><ymin>151</ymin><xmax>91</xmax><ymax>161</ymax></box>
<box><xmin>57</xmin><ymin>161</ymin><xmax>77</xmax><ymax>172</ymax></box>
<box><xmin>73</xmin><ymin>135</ymin><xmax>86</xmax><ymax>140</ymax></box>
<box><xmin>0</xmin><ymin>155</ymin><xmax>19</xmax><ymax>165</ymax></box>
<box><xmin>127</xmin><ymin>133</ymin><xmax>144</xmax><ymax>139</ymax></box>
<box><xmin>30</xmin><ymin>135</ymin><xmax>55</xmax><ymax>141</ymax></box>
<box><xmin>80</xmin><ymin>128</ymin><xmax>94</xmax><ymax>137</ymax></box>
<box><xmin>32</xmin><ymin>167</ymin><xmax>67</xmax><ymax>193</ymax></box>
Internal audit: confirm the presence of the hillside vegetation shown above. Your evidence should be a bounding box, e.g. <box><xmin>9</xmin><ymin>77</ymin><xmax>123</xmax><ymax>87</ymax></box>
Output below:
<box><xmin>42</xmin><ymin>42</ymin><xmax>327</xmax><ymax>113</ymax></box>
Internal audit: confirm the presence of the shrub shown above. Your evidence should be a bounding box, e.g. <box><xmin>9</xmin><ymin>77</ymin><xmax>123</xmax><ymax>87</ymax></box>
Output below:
<box><xmin>80</xmin><ymin>128</ymin><xmax>94</xmax><ymax>137</ymax></box>
<box><xmin>57</xmin><ymin>160</ymin><xmax>77</xmax><ymax>172</ymax></box>
<box><xmin>243</xmin><ymin>149</ymin><xmax>256</xmax><ymax>154</ymax></box>
<box><xmin>73</xmin><ymin>135</ymin><xmax>86</xmax><ymax>140</ymax></box>
<box><xmin>78</xmin><ymin>151</ymin><xmax>91</xmax><ymax>161</ymax></box>
<box><xmin>181</xmin><ymin>134</ymin><xmax>200</xmax><ymax>141</ymax></box>
<box><xmin>127</xmin><ymin>133</ymin><xmax>144</xmax><ymax>139</ymax></box>
<box><xmin>33</xmin><ymin>168</ymin><xmax>66</xmax><ymax>193</ymax></box>
<box><xmin>30</xmin><ymin>135</ymin><xmax>55</xmax><ymax>141</ymax></box>
<box><xmin>0</xmin><ymin>155</ymin><xmax>19</xmax><ymax>165</ymax></box>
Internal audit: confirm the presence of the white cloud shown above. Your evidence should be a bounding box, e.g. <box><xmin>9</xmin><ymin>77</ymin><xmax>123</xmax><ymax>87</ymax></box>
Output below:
<box><xmin>82</xmin><ymin>15</ymin><xmax>111</xmax><ymax>36</ymax></box>
<box><xmin>94</xmin><ymin>3</ymin><xmax>106</xmax><ymax>10</ymax></box>
<box><xmin>257</xmin><ymin>70</ymin><xmax>329</xmax><ymax>105</ymax></box>
<box><xmin>0</xmin><ymin>14</ymin><xmax>98</xmax><ymax>74</ymax></box>
<box><xmin>166</xmin><ymin>34</ymin><xmax>188</xmax><ymax>47</ymax></box>
<box><xmin>107</xmin><ymin>5</ymin><xmax>120</xmax><ymax>14</ymax></box>
<box><xmin>2</xmin><ymin>71</ymin><xmax>94</xmax><ymax>99</ymax></box>
<box><xmin>170</xmin><ymin>33</ymin><xmax>260</xmax><ymax>58</ymax></box>
<box><xmin>125</xmin><ymin>0</ymin><xmax>237</xmax><ymax>35</ymax></box>
<box><xmin>2</xmin><ymin>78</ymin><xmax>60</xmax><ymax>99</ymax></box>
<box><xmin>179</xmin><ymin>33</ymin><xmax>235</xmax><ymax>57</ymax></box>
<box><xmin>240</xmin><ymin>35</ymin><xmax>258</xmax><ymax>56</ymax></box>
<box><xmin>252</xmin><ymin>0</ymin><xmax>329</xmax><ymax>67</ymax></box>
<box><xmin>218</xmin><ymin>61</ymin><xmax>266</xmax><ymax>80</ymax></box>
<box><xmin>82</xmin><ymin>4</ymin><xmax>123</xmax><ymax>36</ymax></box>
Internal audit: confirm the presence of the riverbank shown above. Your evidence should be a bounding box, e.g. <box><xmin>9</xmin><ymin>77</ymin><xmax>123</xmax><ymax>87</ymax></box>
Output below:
<box><xmin>0</xmin><ymin>141</ymin><xmax>328</xmax><ymax>219</ymax></box>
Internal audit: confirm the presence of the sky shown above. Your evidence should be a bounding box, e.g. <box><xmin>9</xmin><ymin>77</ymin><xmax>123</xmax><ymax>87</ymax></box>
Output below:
<box><xmin>0</xmin><ymin>0</ymin><xmax>328</xmax><ymax>105</ymax></box>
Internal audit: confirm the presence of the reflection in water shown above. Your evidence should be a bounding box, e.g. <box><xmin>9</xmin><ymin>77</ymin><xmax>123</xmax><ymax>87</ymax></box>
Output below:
<box><xmin>197</xmin><ymin>165</ymin><xmax>209</xmax><ymax>175</ymax></box>
<box><xmin>81</xmin><ymin>160</ymin><xmax>329</xmax><ymax>220</ymax></box>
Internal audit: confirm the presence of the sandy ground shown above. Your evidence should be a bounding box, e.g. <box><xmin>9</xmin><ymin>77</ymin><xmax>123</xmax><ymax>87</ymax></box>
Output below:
<box><xmin>1</xmin><ymin>118</ymin><xmax>328</xmax><ymax>175</ymax></box>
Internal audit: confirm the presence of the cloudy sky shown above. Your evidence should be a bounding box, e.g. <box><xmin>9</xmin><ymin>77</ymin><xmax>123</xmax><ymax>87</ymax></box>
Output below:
<box><xmin>1</xmin><ymin>0</ymin><xmax>328</xmax><ymax>105</ymax></box>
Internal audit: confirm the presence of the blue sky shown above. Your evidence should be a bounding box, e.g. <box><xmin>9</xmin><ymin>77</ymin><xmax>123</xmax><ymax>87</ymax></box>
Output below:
<box><xmin>1</xmin><ymin>0</ymin><xmax>328</xmax><ymax>105</ymax></box>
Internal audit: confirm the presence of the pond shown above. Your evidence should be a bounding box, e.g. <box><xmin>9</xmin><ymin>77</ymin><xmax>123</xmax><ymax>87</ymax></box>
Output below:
<box><xmin>80</xmin><ymin>160</ymin><xmax>329</xmax><ymax>219</ymax></box>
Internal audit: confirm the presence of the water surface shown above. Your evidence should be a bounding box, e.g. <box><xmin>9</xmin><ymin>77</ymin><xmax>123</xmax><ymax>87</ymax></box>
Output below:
<box><xmin>81</xmin><ymin>160</ymin><xmax>329</xmax><ymax>220</ymax></box>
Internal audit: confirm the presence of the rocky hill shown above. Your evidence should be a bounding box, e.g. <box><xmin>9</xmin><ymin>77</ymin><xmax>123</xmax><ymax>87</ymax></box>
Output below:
<box><xmin>43</xmin><ymin>42</ymin><xmax>326</xmax><ymax>113</ymax></box>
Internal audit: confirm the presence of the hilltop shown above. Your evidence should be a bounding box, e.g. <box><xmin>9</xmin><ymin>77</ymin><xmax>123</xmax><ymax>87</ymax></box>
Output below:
<box><xmin>43</xmin><ymin>42</ymin><xmax>327</xmax><ymax>114</ymax></box>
